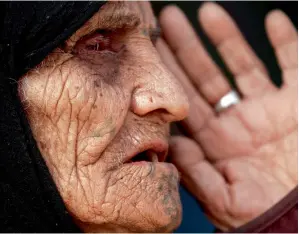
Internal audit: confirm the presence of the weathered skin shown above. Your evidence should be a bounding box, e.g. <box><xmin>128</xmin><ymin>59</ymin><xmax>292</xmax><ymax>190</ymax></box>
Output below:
<box><xmin>18</xmin><ymin>1</ymin><xmax>189</xmax><ymax>232</ymax></box>
<box><xmin>157</xmin><ymin>3</ymin><xmax>298</xmax><ymax>231</ymax></box>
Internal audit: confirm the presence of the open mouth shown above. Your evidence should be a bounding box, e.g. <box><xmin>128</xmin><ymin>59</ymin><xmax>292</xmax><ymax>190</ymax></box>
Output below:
<box><xmin>126</xmin><ymin>150</ymin><xmax>160</xmax><ymax>163</ymax></box>
<box><xmin>122</xmin><ymin>139</ymin><xmax>168</xmax><ymax>164</ymax></box>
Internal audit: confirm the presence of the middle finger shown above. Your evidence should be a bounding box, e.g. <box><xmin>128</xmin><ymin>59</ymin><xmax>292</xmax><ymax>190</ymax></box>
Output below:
<box><xmin>199</xmin><ymin>3</ymin><xmax>276</xmax><ymax>97</ymax></box>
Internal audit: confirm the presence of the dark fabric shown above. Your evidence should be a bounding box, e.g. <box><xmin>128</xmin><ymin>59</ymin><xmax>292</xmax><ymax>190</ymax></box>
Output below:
<box><xmin>232</xmin><ymin>187</ymin><xmax>298</xmax><ymax>233</ymax></box>
<box><xmin>0</xmin><ymin>2</ymin><xmax>105</xmax><ymax>232</ymax></box>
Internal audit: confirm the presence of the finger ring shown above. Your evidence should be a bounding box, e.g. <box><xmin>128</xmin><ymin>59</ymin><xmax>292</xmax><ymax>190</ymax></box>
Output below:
<box><xmin>214</xmin><ymin>90</ymin><xmax>241</xmax><ymax>113</ymax></box>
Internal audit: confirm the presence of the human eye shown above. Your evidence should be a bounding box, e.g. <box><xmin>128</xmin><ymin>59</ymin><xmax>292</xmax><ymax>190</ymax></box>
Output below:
<box><xmin>85</xmin><ymin>30</ymin><xmax>111</xmax><ymax>52</ymax></box>
<box><xmin>74</xmin><ymin>29</ymin><xmax>124</xmax><ymax>54</ymax></box>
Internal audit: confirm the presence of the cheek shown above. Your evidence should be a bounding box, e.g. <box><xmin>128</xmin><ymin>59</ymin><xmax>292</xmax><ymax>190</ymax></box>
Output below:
<box><xmin>76</xmin><ymin>80</ymin><xmax>131</xmax><ymax>165</ymax></box>
<box><xmin>70</xmin><ymin>60</ymin><xmax>135</xmax><ymax>164</ymax></box>
<box><xmin>18</xmin><ymin>57</ymin><xmax>133</xmax><ymax>163</ymax></box>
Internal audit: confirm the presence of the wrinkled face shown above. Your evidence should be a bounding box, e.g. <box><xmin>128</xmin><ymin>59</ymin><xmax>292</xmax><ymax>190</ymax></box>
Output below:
<box><xmin>18</xmin><ymin>1</ymin><xmax>189</xmax><ymax>232</ymax></box>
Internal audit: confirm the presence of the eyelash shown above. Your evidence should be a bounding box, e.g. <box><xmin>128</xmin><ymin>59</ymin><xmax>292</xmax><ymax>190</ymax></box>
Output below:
<box><xmin>74</xmin><ymin>27</ymin><xmax>161</xmax><ymax>55</ymax></box>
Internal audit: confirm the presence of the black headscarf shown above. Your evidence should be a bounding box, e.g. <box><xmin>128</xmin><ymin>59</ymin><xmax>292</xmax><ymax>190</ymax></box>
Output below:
<box><xmin>0</xmin><ymin>2</ymin><xmax>105</xmax><ymax>232</ymax></box>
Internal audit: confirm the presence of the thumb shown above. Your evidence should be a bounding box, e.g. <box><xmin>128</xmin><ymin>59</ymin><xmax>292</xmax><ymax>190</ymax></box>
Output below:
<box><xmin>169</xmin><ymin>136</ymin><xmax>229</xmax><ymax>211</ymax></box>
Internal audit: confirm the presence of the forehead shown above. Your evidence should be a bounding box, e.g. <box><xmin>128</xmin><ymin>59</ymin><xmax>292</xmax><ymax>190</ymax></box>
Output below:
<box><xmin>68</xmin><ymin>1</ymin><xmax>156</xmax><ymax>44</ymax></box>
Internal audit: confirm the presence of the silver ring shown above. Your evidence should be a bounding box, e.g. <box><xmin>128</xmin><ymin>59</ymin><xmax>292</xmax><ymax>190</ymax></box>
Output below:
<box><xmin>215</xmin><ymin>90</ymin><xmax>241</xmax><ymax>113</ymax></box>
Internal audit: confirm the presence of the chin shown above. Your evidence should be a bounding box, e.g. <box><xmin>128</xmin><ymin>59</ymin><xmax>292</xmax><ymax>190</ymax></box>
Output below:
<box><xmin>77</xmin><ymin>196</ymin><xmax>183</xmax><ymax>233</ymax></box>
<box><xmin>75</xmin><ymin>161</ymin><xmax>183</xmax><ymax>233</ymax></box>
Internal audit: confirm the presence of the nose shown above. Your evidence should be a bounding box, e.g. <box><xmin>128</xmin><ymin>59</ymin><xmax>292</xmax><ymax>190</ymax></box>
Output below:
<box><xmin>131</xmin><ymin>63</ymin><xmax>189</xmax><ymax>122</ymax></box>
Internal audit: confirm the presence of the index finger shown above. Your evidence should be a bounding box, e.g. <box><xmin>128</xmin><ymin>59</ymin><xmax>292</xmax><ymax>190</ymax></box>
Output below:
<box><xmin>156</xmin><ymin>38</ymin><xmax>214</xmax><ymax>136</ymax></box>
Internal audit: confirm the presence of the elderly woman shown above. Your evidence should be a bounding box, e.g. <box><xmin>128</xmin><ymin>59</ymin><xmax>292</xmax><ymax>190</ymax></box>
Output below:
<box><xmin>1</xmin><ymin>1</ymin><xmax>188</xmax><ymax>232</ymax></box>
<box><xmin>0</xmin><ymin>1</ymin><xmax>297</xmax><ymax>233</ymax></box>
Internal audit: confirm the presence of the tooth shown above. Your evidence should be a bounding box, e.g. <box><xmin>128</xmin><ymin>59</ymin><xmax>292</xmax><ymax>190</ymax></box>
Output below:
<box><xmin>147</xmin><ymin>151</ymin><xmax>158</xmax><ymax>162</ymax></box>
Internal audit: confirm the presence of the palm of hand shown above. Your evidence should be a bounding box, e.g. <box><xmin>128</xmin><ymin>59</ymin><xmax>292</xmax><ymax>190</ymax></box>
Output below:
<box><xmin>157</xmin><ymin>2</ymin><xmax>298</xmax><ymax>230</ymax></box>
<box><xmin>199</xmin><ymin>84</ymin><xmax>297</xmax><ymax>226</ymax></box>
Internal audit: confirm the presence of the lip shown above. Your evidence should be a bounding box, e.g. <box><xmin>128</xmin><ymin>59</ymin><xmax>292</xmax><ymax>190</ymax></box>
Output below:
<box><xmin>123</xmin><ymin>138</ymin><xmax>169</xmax><ymax>163</ymax></box>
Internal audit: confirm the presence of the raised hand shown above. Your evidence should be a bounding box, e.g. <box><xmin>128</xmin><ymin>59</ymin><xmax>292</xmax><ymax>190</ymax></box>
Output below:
<box><xmin>156</xmin><ymin>3</ymin><xmax>297</xmax><ymax>230</ymax></box>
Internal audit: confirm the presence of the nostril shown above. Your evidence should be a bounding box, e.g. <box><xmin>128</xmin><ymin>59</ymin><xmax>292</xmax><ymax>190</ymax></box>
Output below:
<box><xmin>154</xmin><ymin>108</ymin><xmax>170</xmax><ymax>115</ymax></box>
<box><xmin>152</xmin><ymin>108</ymin><xmax>172</xmax><ymax>123</ymax></box>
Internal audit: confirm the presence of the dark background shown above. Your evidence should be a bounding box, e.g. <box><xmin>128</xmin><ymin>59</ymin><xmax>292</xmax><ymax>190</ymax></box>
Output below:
<box><xmin>151</xmin><ymin>1</ymin><xmax>298</xmax><ymax>233</ymax></box>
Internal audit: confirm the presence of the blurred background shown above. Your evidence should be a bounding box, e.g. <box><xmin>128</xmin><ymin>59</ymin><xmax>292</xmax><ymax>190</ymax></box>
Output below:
<box><xmin>151</xmin><ymin>1</ymin><xmax>298</xmax><ymax>233</ymax></box>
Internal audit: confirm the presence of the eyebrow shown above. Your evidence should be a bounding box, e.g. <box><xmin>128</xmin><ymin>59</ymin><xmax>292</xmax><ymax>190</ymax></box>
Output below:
<box><xmin>66</xmin><ymin>1</ymin><xmax>161</xmax><ymax>49</ymax></box>
<box><xmin>91</xmin><ymin>2</ymin><xmax>142</xmax><ymax>31</ymax></box>
<box><xmin>99</xmin><ymin>3</ymin><xmax>162</xmax><ymax>45</ymax></box>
